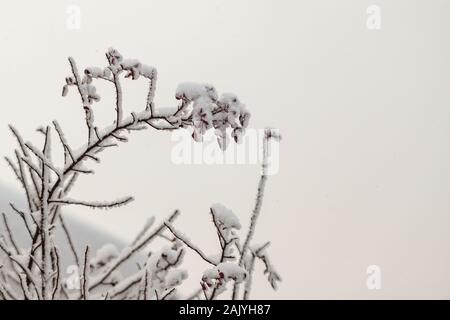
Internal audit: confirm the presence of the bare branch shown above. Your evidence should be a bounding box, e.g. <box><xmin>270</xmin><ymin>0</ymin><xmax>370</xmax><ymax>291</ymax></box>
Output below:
<box><xmin>8</xmin><ymin>125</ymin><xmax>42</xmax><ymax>197</ymax></box>
<box><xmin>4</xmin><ymin>156</ymin><xmax>21</xmax><ymax>183</ymax></box>
<box><xmin>9</xmin><ymin>204</ymin><xmax>34</xmax><ymax>238</ymax></box>
<box><xmin>161</xmin><ymin>288</ymin><xmax>176</xmax><ymax>300</ymax></box>
<box><xmin>39</xmin><ymin>126</ymin><xmax>52</xmax><ymax>300</ymax></box>
<box><xmin>113</xmin><ymin>73</ymin><xmax>123</xmax><ymax>127</ymax></box>
<box><xmin>68</xmin><ymin>57</ymin><xmax>95</xmax><ymax>145</ymax></box>
<box><xmin>21</xmin><ymin>157</ymin><xmax>42</xmax><ymax>179</ymax></box>
<box><xmin>25</xmin><ymin>142</ymin><xmax>61</xmax><ymax>178</ymax></box>
<box><xmin>15</xmin><ymin>150</ymin><xmax>37</xmax><ymax>213</ymax></box>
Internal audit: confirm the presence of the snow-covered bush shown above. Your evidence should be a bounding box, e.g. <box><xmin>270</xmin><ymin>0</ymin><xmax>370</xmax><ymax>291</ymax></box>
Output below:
<box><xmin>0</xmin><ymin>48</ymin><xmax>280</xmax><ymax>300</ymax></box>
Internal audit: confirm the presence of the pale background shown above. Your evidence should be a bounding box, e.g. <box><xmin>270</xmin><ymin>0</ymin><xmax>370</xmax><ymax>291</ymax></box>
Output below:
<box><xmin>0</xmin><ymin>0</ymin><xmax>449</xmax><ymax>299</ymax></box>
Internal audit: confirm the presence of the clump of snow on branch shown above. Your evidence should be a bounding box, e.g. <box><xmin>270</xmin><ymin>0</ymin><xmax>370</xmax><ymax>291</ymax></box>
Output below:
<box><xmin>211</xmin><ymin>203</ymin><xmax>242</xmax><ymax>230</ymax></box>
<box><xmin>175</xmin><ymin>82</ymin><xmax>251</xmax><ymax>149</ymax></box>
<box><xmin>202</xmin><ymin>263</ymin><xmax>247</xmax><ymax>295</ymax></box>
<box><xmin>90</xmin><ymin>244</ymin><xmax>119</xmax><ymax>269</ymax></box>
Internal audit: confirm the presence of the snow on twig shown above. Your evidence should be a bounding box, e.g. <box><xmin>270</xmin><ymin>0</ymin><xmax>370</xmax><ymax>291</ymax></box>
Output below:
<box><xmin>165</xmin><ymin>222</ymin><xmax>217</xmax><ymax>266</ymax></box>
<box><xmin>0</xmin><ymin>48</ymin><xmax>280</xmax><ymax>301</ymax></box>
<box><xmin>48</xmin><ymin>196</ymin><xmax>134</xmax><ymax>210</ymax></box>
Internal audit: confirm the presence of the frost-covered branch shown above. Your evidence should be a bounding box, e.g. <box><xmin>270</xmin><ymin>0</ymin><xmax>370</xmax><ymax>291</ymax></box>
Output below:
<box><xmin>90</xmin><ymin>210</ymin><xmax>180</xmax><ymax>290</ymax></box>
<box><xmin>232</xmin><ymin>129</ymin><xmax>281</xmax><ymax>300</ymax></box>
<box><xmin>49</xmin><ymin>196</ymin><xmax>134</xmax><ymax>210</ymax></box>
<box><xmin>164</xmin><ymin>222</ymin><xmax>217</xmax><ymax>266</ymax></box>
<box><xmin>1</xmin><ymin>213</ymin><xmax>20</xmax><ymax>255</ymax></box>
<box><xmin>81</xmin><ymin>246</ymin><xmax>90</xmax><ymax>300</ymax></box>
<box><xmin>131</xmin><ymin>217</ymin><xmax>155</xmax><ymax>247</ymax></box>
<box><xmin>0</xmin><ymin>48</ymin><xmax>281</xmax><ymax>301</ymax></box>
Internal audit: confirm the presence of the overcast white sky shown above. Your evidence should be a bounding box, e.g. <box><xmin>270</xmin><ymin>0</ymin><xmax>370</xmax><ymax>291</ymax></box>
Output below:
<box><xmin>0</xmin><ymin>0</ymin><xmax>450</xmax><ymax>299</ymax></box>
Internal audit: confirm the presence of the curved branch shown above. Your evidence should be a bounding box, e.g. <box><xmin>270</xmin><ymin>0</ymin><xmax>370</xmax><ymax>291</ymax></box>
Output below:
<box><xmin>49</xmin><ymin>196</ymin><xmax>134</xmax><ymax>210</ymax></box>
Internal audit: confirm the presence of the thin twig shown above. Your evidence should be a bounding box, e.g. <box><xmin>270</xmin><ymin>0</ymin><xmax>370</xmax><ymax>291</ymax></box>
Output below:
<box><xmin>82</xmin><ymin>246</ymin><xmax>90</xmax><ymax>300</ymax></box>
<box><xmin>161</xmin><ymin>288</ymin><xmax>176</xmax><ymax>300</ymax></box>
<box><xmin>53</xmin><ymin>120</ymin><xmax>75</xmax><ymax>164</ymax></box>
<box><xmin>164</xmin><ymin>222</ymin><xmax>217</xmax><ymax>266</ymax></box>
<box><xmin>49</xmin><ymin>196</ymin><xmax>134</xmax><ymax>209</ymax></box>
<box><xmin>1</xmin><ymin>213</ymin><xmax>20</xmax><ymax>255</ymax></box>
<box><xmin>131</xmin><ymin>217</ymin><xmax>155</xmax><ymax>247</ymax></box>
<box><xmin>51</xmin><ymin>246</ymin><xmax>61</xmax><ymax>300</ymax></box>
<box><xmin>232</xmin><ymin>129</ymin><xmax>276</xmax><ymax>300</ymax></box>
